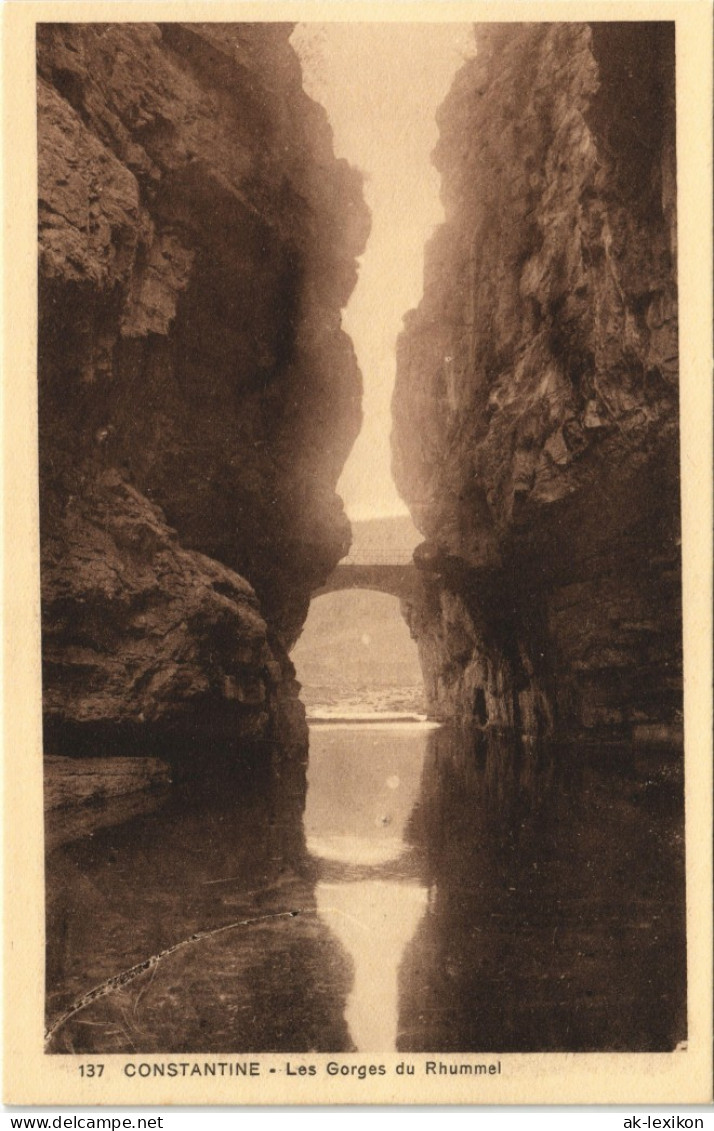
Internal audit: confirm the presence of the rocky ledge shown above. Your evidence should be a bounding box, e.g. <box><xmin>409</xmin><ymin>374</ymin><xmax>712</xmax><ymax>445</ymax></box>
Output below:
<box><xmin>392</xmin><ymin>23</ymin><xmax>681</xmax><ymax>758</ymax></box>
<box><xmin>38</xmin><ymin>23</ymin><xmax>369</xmax><ymax>764</ymax></box>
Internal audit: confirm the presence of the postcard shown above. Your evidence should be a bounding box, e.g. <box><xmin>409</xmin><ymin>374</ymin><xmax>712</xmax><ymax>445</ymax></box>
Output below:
<box><xmin>4</xmin><ymin>0</ymin><xmax>712</xmax><ymax>1107</ymax></box>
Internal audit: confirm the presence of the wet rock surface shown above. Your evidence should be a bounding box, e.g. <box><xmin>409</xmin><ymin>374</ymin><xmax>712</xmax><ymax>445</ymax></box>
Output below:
<box><xmin>37</xmin><ymin>23</ymin><xmax>369</xmax><ymax>761</ymax></box>
<box><xmin>392</xmin><ymin>24</ymin><xmax>681</xmax><ymax>751</ymax></box>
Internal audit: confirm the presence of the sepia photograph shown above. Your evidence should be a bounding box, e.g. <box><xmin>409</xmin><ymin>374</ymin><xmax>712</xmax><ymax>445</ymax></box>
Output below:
<box><xmin>4</xmin><ymin>0</ymin><xmax>713</xmax><ymax>1107</ymax></box>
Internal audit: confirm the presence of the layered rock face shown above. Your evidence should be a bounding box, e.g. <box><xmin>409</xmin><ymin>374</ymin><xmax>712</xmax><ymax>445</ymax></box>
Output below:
<box><xmin>38</xmin><ymin>23</ymin><xmax>369</xmax><ymax>760</ymax></box>
<box><xmin>392</xmin><ymin>24</ymin><xmax>680</xmax><ymax>754</ymax></box>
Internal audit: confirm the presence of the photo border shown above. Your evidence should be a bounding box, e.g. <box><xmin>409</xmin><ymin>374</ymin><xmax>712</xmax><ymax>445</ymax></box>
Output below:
<box><xmin>4</xmin><ymin>0</ymin><xmax>712</xmax><ymax>1106</ymax></box>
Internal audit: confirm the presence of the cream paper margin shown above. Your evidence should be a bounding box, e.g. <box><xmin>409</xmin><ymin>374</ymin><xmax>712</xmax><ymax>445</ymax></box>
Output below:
<box><xmin>3</xmin><ymin>0</ymin><xmax>712</xmax><ymax>1107</ymax></box>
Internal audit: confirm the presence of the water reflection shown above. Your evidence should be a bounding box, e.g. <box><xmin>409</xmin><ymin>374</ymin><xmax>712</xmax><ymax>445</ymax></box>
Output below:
<box><xmin>45</xmin><ymin>717</ymin><xmax>686</xmax><ymax>1054</ymax></box>
<box><xmin>305</xmin><ymin>724</ymin><xmax>432</xmax><ymax>1050</ymax></box>
<box><xmin>46</xmin><ymin>743</ymin><xmax>354</xmax><ymax>1054</ymax></box>
<box><xmin>398</xmin><ymin>724</ymin><xmax>687</xmax><ymax>1052</ymax></box>
<box><xmin>316</xmin><ymin>882</ymin><xmax>427</xmax><ymax>1050</ymax></box>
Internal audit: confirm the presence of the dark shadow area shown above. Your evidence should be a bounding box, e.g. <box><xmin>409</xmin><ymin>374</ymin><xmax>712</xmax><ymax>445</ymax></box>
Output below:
<box><xmin>45</xmin><ymin>742</ymin><xmax>354</xmax><ymax>1054</ymax></box>
<box><xmin>397</xmin><ymin>724</ymin><xmax>687</xmax><ymax>1052</ymax></box>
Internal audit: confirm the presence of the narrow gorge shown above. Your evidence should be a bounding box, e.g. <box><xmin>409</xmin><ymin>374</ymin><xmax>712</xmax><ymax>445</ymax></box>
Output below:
<box><xmin>38</xmin><ymin>20</ymin><xmax>686</xmax><ymax>1063</ymax></box>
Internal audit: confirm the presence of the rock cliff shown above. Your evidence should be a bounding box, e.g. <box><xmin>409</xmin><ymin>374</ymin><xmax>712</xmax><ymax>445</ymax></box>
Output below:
<box><xmin>37</xmin><ymin>23</ymin><xmax>369</xmax><ymax>761</ymax></box>
<box><xmin>392</xmin><ymin>23</ymin><xmax>681</xmax><ymax>757</ymax></box>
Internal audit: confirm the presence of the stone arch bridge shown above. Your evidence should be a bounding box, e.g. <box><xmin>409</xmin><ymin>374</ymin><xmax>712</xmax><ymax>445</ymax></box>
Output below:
<box><xmin>315</xmin><ymin>562</ymin><xmax>418</xmax><ymax>600</ymax></box>
<box><xmin>312</xmin><ymin>517</ymin><xmax>421</xmax><ymax>600</ymax></box>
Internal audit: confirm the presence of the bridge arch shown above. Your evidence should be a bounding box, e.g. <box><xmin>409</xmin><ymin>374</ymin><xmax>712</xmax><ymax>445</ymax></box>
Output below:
<box><xmin>291</xmin><ymin>584</ymin><xmax>425</xmax><ymax>716</ymax></box>
<box><xmin>314</xmin><ymin>563</ymin><xmax>418</xmax><ymax>601</ymax></box>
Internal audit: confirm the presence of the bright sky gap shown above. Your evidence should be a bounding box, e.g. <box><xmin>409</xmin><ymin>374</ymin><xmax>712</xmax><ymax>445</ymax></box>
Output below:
<box><xmin>291</xmin><ymin>24</ymin><xmax>477</xmax><ymax>521</ymax></box>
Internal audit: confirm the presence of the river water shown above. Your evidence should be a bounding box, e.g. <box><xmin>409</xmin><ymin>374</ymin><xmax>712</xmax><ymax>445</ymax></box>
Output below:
<box><xmin>45</xmin><ymin>720</ymin><xmax>686</xmax><ymax>1054</ymax></box>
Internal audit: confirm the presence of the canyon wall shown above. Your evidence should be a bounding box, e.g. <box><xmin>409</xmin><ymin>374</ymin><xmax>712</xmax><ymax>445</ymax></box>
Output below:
<box><xmin>37</xmin><ymin>23</ymin><xmax>369</xmax><ymax>762</ymax></box>
<box><xmin>392</xmin><ymin>23</ymin><xmax>681</xmax><ymax>758</ymax></box>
